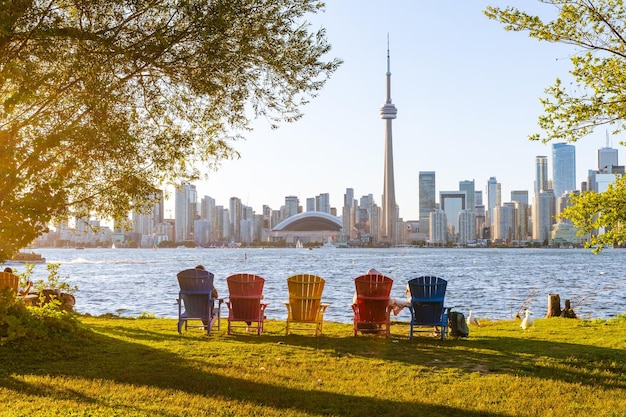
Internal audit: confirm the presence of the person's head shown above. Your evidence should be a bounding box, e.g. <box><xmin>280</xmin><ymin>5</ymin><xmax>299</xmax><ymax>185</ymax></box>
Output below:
<box><xmin>3</xmin><ymin>267</ymin><xmax>12</xmax><ymax>273</ymax></box>
<box><xmin>367</xmin><ymin>268</ymin><xmax>380</xmax><ymax>275</ymax></box>
<box><xmin>195</xmin><ymin>265</ymin><xmax>205</xmax><ymax>270</ymax></box>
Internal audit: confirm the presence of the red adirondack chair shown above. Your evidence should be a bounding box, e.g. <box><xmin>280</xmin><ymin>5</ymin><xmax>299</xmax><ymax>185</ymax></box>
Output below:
<box><xmin>352</xmin><ymin>273</ymin><xmax>393</xmax><ymax>337</ymax></box>
<box><xmin>226</xmin><ymin>273</ymin><xmax>268</xmax><ymax>335</ymax></box>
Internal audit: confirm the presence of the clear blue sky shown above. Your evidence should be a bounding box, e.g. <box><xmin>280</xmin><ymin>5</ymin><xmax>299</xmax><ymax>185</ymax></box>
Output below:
<box><xmin>189</xmin><ymin>1</ymin><xmax>618</xmax><ymax>221</ymax></box>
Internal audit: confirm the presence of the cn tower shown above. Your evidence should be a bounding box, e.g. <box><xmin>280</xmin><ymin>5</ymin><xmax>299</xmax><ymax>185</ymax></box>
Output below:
<box><xmin>380</xmin><ymin>38</ymin><xmax>397</xmax><ymax>243</ymax></box>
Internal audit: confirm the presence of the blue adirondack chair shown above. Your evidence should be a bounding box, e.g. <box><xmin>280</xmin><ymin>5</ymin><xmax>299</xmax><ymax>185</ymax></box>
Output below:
<box><xmin>407</xmin><ymin>276</ymin><xmax>448</xmax><ymax>340</ymax></box>
<box><xmin>176</xmin><ymin>268</ymin><xmax>221</xmax><ymax>335</ymax></box>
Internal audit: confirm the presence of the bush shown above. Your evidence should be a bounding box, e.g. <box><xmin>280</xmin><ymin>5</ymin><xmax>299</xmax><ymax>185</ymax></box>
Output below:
<box><xmin>0</xmin><ymin>290</ymin><xmax>82</xmax><ymax>345</ymax></box>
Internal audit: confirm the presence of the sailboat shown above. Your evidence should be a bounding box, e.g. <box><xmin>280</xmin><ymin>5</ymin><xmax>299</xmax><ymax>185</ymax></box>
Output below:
<box><xmin>295</xmin><ymin>239</ymin><xmax>304</xmax><ymax>249</ymax></box>
<box><xmin>112</xmin><ymin>242</ymin><xmax>116</xmax><ymax>249</ymax></box>
<box><xmin>320</xmin><ymin>236</ymin><xmax>336</xmax><ymax>249</ymax></box>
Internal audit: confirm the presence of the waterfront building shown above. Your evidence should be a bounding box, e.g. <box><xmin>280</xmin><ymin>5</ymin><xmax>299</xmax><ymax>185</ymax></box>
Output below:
<box><xmin>240</xmin><ymin>219</ymin><xmax>253</xmax><ymax>244</ymax></box>
<box><xmin>458</xmin><ymin>210</ymin><xmax>476</xmax><ymax>245</ymax></box>
<box><xmin>380</xmin><ymin>41</ymin><xmax>398</xmax><ymax>243</ymax></box>
<box><xmin>429</xmin><ymin>209</ymin><xmax>448</xmax><ymax>245</ymax></box>
<box><xmin>306</xmin><ymin>197</ymin><xmax>315</xmax><ymax>212</ymax></box>
<box><xmin>535</xmin><ymin>155</ymin><xmax>549</xmax><ymax>194</ymax></box>
<box><xmin>492</xmin><ymin>203</ymin><xmax>516</xmax><ymax>243</ymax></box>
<box><xmin>598</xmin><ymin>131</ymin><xmax>618</xmax><ymax>170</ymax></box>
<box><xmin>284</xmin><ymin>196</ymin><xmax>299</xmax><ymax>219</ymax></box>
<box><xmin>229</xmin><ymin>197</ymin><xmax>243</xmax><ymax>243</ymax></box>
<box><xmin>174</xmin><ymin>183</ymin><xmax>197</xmax><ymax>242</ymax></box>
<box><xmin>193</xmin><ymin>219</ymin><xmax>212</xmax><ymax>247</ymax></box>
<box><xmin>486</xmin><ymin>177</ymin><xmax>500</xmax><ymax>226</ymax></box>
<box><xmin>316</xmin><ymin>193</ymin><xmax>331</xmax><ymax>214</ymax></box>
<box><xmin>440</xmin><ymin>190</ymin><xmax>466</xmax><ymax>241</ymax></box>
<box><xmin>533</xmin><ymin>190</ymin><xmax>555</xmax><ymax>243</ymax></box>
<box><xmin>459</xmin><ymin>180</ymin><xmax>476</xmax><ymax>212</ymax></box>
<box><xmin>513</xmin><ymin>201</ymin><xmax>529</xmax><ymax>241</ymax></box>
<box><xmin>474</xmin><ymin>204</ymin><xmax>486</xmax><ymax>238</ymax></box>
<box><xmin>552</xmin><ymin>143</ymin><xmax>576</xmax><ymax>201</ymax></box>
<box><xmin>511</xmin><ymin>190</ymin><xmax>528</xmax><ymax>206</ymax></box>
<box><xmin>419</xmin><ymin>171</ymin><xmax>436</xmax><ymax>235</ymax></box>
<box><xmin>596</xmin><ymin>173</ymin><xmax>618</xmax><ymax>193</ymax></box>
<box><xmin>342</xmin><ymin>188</ymin><xmax>356</xmax><ymax>241</ymax></box>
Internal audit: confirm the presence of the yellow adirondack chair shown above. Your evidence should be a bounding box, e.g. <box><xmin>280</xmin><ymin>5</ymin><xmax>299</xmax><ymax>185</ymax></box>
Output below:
<box><xmin>284</xmin><ymin>274</ymin><xmax>329</xmax><ymax>336</ymax></box>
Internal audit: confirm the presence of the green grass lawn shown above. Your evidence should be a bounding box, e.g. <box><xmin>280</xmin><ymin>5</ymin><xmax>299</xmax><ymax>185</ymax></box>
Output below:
<box><xmin>1</xmin><ymin>315</ymin><xmax>625</xmax><ymax>416</ymax></box>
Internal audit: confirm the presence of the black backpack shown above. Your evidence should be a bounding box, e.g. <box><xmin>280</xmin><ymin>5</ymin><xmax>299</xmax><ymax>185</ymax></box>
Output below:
<box><xmin>448</xmin><ymin>311</ymin><xmax>469</xmax><ymax>338</ymax></box>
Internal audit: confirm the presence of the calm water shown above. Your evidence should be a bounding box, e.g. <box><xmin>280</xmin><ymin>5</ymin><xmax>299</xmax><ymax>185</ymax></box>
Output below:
<box><xmin>9</xmin><ymin>247</ymin><xmax>626</xmax><ymax>323</ymax></box>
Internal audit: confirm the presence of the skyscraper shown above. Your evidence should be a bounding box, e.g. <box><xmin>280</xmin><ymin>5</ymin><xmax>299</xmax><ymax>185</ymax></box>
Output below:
<box><xmin>552</xmin><ymin>143</ymin><xmax>576</xmax><ymax>199</ymax></box>
<box><xmin>419</xmin><ymin>171</ymin><xmax>436</xmax><ymax>235</ymax></box>
<box><xmin>459</xmin><ymin>180</ymin><xmax>476</xmax><ymax>212</ymax></box>
<box><xmin>380</xmin><ymin>39</ymin><xmax>398</xmax><ymax>243</ymax></box>
<box><xmin>486</xmin><ymin>176</ymin><xmax>500</xmax><ymax>225</ymax></box>
<box><xmin>535</xmin><ymin>155</ymin><xmax>549</xmax><ymax>194</ymax></box>
<box><xmin>174</xmin><ymin>183</ymin><xmax>197</xmax><ymax>242</ymax></box>
<box><xmin>598</xmin><ymin>131</ymin><xmax>618</xmax><ymax>170</ymax></box>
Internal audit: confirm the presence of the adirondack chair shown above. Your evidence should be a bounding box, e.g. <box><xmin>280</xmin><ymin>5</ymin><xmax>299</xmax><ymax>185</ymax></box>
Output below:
<box><xmin>225</xmin><ymin>273</ymin><xmax>268</xmax><ymax>335</ymax></box>
<box><xmin>284</xmin><ymin>274</ymin><xmax>330</xmax><ymax>336</ymax></box>
<box><xmin>176</xmin><ymin>268</ymin><xmax>221</xmax><ymax>335</ymax></box>
<box><xmin>407</xmin><ymin>276</ymin><xmax>449</xmax><ymax>340</ymax></box>
<box><xmin>352</xmin><ymin>273</ymin><xmax>393</xmax><ymax>337</ymax></box>
<box><xmin>0</xmin><ymin>271</ymin><xmax>19</xmax><ymax>294</ymax></box>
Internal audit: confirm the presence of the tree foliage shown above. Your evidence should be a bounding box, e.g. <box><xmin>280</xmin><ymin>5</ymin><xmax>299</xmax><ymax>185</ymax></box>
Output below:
<box><xmin>485</xmin><ymin>1</ymin><xmax>626</xmax><ymax>143</ymax></box>
<box><xmin>560</xmin><ymin>175</ymin><xmax>626</xmax><ymax>252</ymax></box>
<box><xmin>485</xmin><ymin>0</ymin><xmax>626</xmax><ymax>250</ymax></box>
<box><xmin>0</xmin><ymin>0</ymin><xmax>340</xmax><ymax>261</ymax></box>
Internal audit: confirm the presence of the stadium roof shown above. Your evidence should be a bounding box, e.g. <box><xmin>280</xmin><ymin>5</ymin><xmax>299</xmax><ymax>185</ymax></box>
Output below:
<box><xmin>272</xmin><ymin>212</ymin><xmax>342</xmax><ymax>232</ymax></box>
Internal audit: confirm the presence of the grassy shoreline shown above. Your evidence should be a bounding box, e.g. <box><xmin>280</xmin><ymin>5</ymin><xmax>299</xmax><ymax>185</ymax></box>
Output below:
<box><xmin>1</xmin><ymin>315</ymin><xmax>625</xmax><ymax>416</ymax></box>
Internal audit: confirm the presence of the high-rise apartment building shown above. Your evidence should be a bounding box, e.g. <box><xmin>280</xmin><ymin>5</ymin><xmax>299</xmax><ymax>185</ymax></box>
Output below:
<box><xmin>419</xmin><ymin>171</ymin><xmax>436</xmax><ymax>235</ymax></box>
<box><xmin>533</xmin><ymin>190</ymin><xmax>555</xmax><ymax>242</ymax></box>
<box><xmin>513</xmin><ymin>201</ymin><xmax>529</xmax><ymax>241</ymax></box>
<box><xmin>306</xmin><ymin>198</ymin><xmax>315</xmax><ymax>212</ymax></box>
<box><xmin>493</xmin><ymin>203</ymin><xmax>516</xmax><ymax>242</ymax></box>
<box><xmin>174</xmin><ymin>183</ymin><xmax>197</xmax><ymax>242</ymax></box>
<box><xmin>429</xmin><ymin>209</ymin><xmax>447</xmax><ymax>245</ymax></box>
<box><xmin>552</xmin><ymin>143</ymin><xmax>576</xmax><ymax>200</ymax></box>
<box><xmin>342</xmin><ymin>188</ymin><xmax>356</xmax><ymax>241</ymax></box>
<box><xmin>458</xmin><ymin>210</ymin><xmax>476</xmax><ymax>244</ymax></box>
<box><xmin>284</xmin><ymin>196</ymin><xmax>299</xmax><ymax>219</ymax></box>
<box><xmin>316</xmin><ymin>193</ymin><xmax>331</xmax><ymax>213</ymax></box>
<box><xmin>229</xmin><ymin>197</ymin><xmax>243</xmax><ymax>242</ymax></box>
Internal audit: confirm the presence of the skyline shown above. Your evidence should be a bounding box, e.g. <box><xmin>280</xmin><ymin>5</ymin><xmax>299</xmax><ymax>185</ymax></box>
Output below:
<box><xmin>183</xmin><ymin>1</ymin><xmax>621</xmax><ymax>220</ymax></box>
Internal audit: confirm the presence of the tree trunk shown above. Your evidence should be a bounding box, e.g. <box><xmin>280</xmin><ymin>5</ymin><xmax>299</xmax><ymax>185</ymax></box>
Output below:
<box><xmin>560</xmin><ymin>299</ymin><xmax>577</xmax><ymax>319</ymax></box>
<box><xmin>546</xmin><ymin>293</ymin><xmax>561</xmax><ymax>318</ymax></box>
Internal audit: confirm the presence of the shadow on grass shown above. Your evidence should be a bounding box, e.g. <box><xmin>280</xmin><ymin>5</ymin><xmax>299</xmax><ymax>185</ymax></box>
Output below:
<box><xmin>0</xmin><ymin>326</ymin><xmax>504</xmax><ymax>417</ymax></box>
<box><xmin>1</xmin><ymin>318</ymin><xmax>624</xmax><ymax>416</ymax></box>
<box><xmin>197</xmin><ymin>320</ymin><xmax>626</xmax><ymax>391</ymax></box>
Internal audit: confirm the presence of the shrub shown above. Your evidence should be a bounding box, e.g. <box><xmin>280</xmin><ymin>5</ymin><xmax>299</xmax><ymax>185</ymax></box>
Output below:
<box><xmin>0</xmin><ymin>290</ymin><xmax>82</xmax><ymax>345</ymax></box>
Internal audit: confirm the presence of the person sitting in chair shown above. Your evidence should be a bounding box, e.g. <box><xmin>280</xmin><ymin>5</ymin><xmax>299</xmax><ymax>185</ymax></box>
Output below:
<box><xmin>3</xmin><ymin>267</ymin><xmax>33</xmax><ymax>297</ymax></box>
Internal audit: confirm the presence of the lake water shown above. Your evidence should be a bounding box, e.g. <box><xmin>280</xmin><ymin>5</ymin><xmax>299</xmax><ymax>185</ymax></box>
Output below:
<box><xmin>8</xmin><ymin>247</ymin><xmax>626</xmax><ymax>323</ymax></box>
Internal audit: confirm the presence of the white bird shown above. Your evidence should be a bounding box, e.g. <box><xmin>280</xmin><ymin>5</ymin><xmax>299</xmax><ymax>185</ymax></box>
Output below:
<box><xmin>467</xmin><ymin>310</ymin><xmax>480</xmax><ymax>326</ymax></box>
<box><xmin>520</xmin><ymin>310</ymin><xmax>534</xmax><ymax>330</ymax></box>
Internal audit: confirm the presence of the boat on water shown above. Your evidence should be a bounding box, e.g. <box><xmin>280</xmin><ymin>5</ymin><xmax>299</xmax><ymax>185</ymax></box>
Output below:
<box><xmin>319</xmin><ymin>236</ymin><xmax>336</xmax><ymax>249</ymax></box>
<box><xmin>295</xmin><ymin>239</ymin><xmax>304</xmax><ymax>249</ymax></box>
<box><xmin>8</xmin><ymin>251</ymin><xmax>47</xmax><ymax>264</ymax></box>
